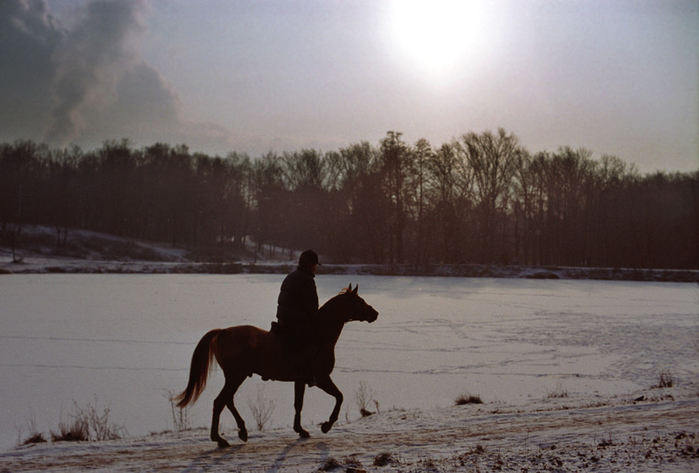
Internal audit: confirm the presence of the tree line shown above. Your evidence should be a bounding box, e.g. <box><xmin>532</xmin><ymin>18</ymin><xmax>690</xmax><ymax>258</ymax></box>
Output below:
<box><xmin>1</xmin><ymin>130</ymin><xmax>697</xmax><ymax>269</ymax></box>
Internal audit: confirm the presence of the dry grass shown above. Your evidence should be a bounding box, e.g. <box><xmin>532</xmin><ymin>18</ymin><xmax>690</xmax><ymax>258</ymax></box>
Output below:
<box><xmin>18</xmin><ymin>413</ymin><xmax>47</xmax><ymax>446</ymax></box>
<box><xmin>373</xmin><ymin>452</ymin><xmax>400</xmax><ymax>467</ymax></box>
<box><xmin>247</xmin><ymin>385</ymin><xmax>275</xmax><ymax>431</ymax></box>
<box><xmin>50</xmin><ymin>399</ymin><xmax>125</xmax><ymax>442</ymax></box>
<box><xmin>354</xmin><ymin>381</ymin><xmax>377</xmax><ymax>417</ymax></box>
<box><xmin>167</xmin><ymin>390</ymin><xmax>191</xmax><ymax>432</ymax></box>
<box><xmin>652</xmin><ymin>372</ymin><xmax>674</xmax><ymax>389</ymax></box>
<box><xmin>545</xmin><ymin>383</ymin><xmax>569</xmax><ymax>399</ymax></box>
<box><xmin>455</xmin><ymin>393</ymin><xmax>483</xmax><ymax>405</ymax></box>
<box><xmin>318</xmin><ymin>455</ymin><xmax>364</xmax><ymax>472</ymax></box>
<box><xmin>21</xmin><ymin>433</ymin><xmax>47</xmax><ymax>445</ymax></box>
<box><xmin>51</xmin><ymin>408</ymin><xmax>89</xmax><ymax>442</ymax></box>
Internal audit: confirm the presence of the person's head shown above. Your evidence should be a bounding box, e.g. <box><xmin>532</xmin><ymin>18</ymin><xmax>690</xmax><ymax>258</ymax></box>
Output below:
<box><xmin>299</xmin><ymin>249</ymin><xmax>320</xmax><ymax>272</ymax></box>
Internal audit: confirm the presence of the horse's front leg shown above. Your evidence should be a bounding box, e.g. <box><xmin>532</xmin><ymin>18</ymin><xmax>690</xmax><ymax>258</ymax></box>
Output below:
<box><xmin>293</xmin><ymin>380</ymin><xmax>310</xmax><ymax>438</ymax></box>
<box><xmin>315</xmin><ymin>376</ymin><xmax>343</xmax><ymax>434</ymax></box>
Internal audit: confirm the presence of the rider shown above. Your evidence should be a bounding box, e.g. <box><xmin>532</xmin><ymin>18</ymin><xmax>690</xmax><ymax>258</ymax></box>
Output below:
<box><xmin>275</xmin><ymin>249</ymin><xmax>321</xmax><ymax>386</ymax></box>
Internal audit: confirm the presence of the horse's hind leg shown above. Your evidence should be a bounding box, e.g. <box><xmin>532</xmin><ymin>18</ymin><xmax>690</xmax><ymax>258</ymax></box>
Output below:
<box><xmin>225</xmin><ymin>385</ymin><xmax>248</xmax><ymax>442</ymax></box>
<box><xmin>211</xmin><ymin>374</ymin><xmax>247</xmax><ymax>447</ymax></box>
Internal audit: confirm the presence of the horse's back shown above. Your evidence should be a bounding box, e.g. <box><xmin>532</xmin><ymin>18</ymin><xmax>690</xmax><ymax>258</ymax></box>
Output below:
<box><xmin>219</xmin><ymin>324</ymin><xmax>273</xmax><ymax>350</ymax></box>
<box><xmin>213</xmin><ymin>324</ymin><xmax>289</xmax><ymax>379</ymax></box>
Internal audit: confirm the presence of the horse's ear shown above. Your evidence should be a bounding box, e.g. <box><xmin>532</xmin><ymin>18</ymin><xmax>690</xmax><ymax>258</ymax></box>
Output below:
<box><xmin>352</xmin><ymin>284</ymin><xmax>358</xmax><ymax>295</ymax></box>
<box><xmin>347</xmin><ymin>283</ymin><xmax>353</xmax><ymax>292</ymax></box>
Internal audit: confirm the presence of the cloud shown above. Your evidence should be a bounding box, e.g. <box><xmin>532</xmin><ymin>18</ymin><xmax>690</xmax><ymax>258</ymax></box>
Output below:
<box><xmin>0</xmin><ymin>0</ymin><xmax>64</xmax><ymax>139</ymax></box>
<box><xmin>0</xmin><ymin>0</ymin><xmax>234</xmax><ymax>153</ymax></box>
<box><xmin>83</xmin><ymin>61</ymin><xmax>233</xmax><ymax>150</ymax></box>
<box><xmin>46</xmin><ymin>0</ymin><xmax>148</xmax><ymax>144</ymax></box>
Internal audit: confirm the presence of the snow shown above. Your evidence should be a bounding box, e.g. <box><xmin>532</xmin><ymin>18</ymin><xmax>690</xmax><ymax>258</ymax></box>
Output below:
<box><xmin>0</xmin><ymin>274</ymin><xmax>698</xmax><ymax>471</ymax></box>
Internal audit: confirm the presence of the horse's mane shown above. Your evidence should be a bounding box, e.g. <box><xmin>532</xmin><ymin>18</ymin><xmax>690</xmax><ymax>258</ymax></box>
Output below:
<box><xmin>317</xmin><ymin>287</ymin><xmax>352</xmax><ymax>315</ymax></box>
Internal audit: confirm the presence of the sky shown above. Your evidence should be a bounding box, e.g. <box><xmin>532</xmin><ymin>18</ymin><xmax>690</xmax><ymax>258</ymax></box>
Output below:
<box><xmin>1</xmin><ymin>0</ymin><xmax>697</xmax><ymax>173</ymax></box>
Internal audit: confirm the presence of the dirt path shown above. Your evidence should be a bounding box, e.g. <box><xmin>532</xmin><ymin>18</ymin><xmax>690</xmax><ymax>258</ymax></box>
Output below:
<box><xmin>2</xmin><ymin>395</ymin><xmax>698</xmax><ymax>472</ymax></box>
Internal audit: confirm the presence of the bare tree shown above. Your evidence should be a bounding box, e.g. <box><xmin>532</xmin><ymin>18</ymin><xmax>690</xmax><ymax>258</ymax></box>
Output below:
<box><xmin>456</xmin><ymin>128</ymin><xmax>521</xmax><ymax>263</ymax></box>
<box><xmin>380</xmin><ymin>131</ymin><xmax>410</xmax><ymax>264</ymax></box>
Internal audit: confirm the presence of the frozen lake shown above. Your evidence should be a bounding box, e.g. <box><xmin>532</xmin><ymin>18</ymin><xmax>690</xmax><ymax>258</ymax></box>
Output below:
<box><xmin>1</xmin><ymin>274</ymin><xmax>697</xmax><ymax>450</ymax></box>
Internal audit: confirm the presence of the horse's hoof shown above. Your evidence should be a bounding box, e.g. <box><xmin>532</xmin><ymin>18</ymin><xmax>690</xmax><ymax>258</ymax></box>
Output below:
<box><xmin>215</xmin><ymin>438</ymin><xmax>230</xmax><ymax>448</ymax></box>
<box><xmin>321</xmin><ymin>422</ymin><xmax>332</xmax><ymax>434</ymax></box>
<box><xmin>238</xmin><ymin>430</ymin><xmax>248</xmax><ymax>442</ymax></box>
<box><xmin>296</xmin><ymin>429</ymin><xmax>310</xmax><ymax>439</ymax></box>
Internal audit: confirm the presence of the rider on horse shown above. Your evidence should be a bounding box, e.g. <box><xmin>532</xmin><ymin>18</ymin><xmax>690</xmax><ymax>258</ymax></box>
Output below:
<box><xmin>274</xmin><ymin>249</ymin><xmax>321</xmax><ymax>386</ymax></box>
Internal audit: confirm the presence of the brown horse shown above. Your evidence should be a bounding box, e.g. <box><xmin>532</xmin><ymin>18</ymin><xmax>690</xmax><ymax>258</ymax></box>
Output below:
<box><xmin>175</xmin><ymin>284</ymin><xmax>378</xmax><ymax>447</ymax></box>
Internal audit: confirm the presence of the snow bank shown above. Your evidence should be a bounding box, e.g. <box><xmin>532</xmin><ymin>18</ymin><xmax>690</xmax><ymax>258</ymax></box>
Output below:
<box><xmin>2</xmin><ymin>225</ymin><xmax>697</xmax><ymax>281</ymax></box>
<box><xmin>2</xmin><ymin>386</ymin><xmax>698</xmax><ymax>472</ymax></box>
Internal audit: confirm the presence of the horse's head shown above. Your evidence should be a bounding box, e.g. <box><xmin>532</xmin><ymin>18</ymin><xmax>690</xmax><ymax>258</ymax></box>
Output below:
<box><xmin>341</xmin><ymin>284</ymin><xmax>378</xmax><ymax>323</ymax></box>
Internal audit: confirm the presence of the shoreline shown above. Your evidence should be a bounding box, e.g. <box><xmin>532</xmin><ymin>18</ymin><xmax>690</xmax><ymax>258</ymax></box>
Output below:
<box><xmin>2</xmin><ymin>258</ymin><xmax>698</xmax><ymax>283</ymax></box>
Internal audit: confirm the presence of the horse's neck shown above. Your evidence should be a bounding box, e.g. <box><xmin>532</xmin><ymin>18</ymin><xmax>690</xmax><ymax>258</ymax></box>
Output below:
<box><xmin>315</xmin><ymin>305</ymin><xmax>346</xmax><ymax>349</ymax></box>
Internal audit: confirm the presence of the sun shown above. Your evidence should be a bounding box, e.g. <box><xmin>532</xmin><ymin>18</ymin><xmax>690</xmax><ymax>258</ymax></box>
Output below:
<box><xmin>387</xmin><ymin>0</ymin><xmax>489</xmax><ymax>79</ymax></box>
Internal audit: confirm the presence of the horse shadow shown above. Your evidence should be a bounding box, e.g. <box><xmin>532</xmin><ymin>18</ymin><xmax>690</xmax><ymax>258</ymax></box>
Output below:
<box><xmin>183</xmin><ymin>435</ymin><xmax>331</xmax><ymax>472</ymax></box>
<box><xmin>267</xmin><ymin>438</ymin><xmax>330</xmax><ymax>473</ymax></box>
<box><xmin>182</xmin><ymin>444</ymin><xmax>244</xmax><ymax>473</ymax></box>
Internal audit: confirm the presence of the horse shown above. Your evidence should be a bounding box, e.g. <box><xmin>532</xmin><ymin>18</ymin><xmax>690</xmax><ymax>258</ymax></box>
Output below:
<box><xmin>175</xmin><ymin>284</ymin><xmax>379</xmax><ymax>447</ymax></box>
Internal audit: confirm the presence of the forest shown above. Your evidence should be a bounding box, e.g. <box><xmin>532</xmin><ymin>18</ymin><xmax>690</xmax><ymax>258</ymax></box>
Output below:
<box><xmin>1</xmin><ymin>129</ymin><xmax>697</xmax><ymax>269</ymax></box>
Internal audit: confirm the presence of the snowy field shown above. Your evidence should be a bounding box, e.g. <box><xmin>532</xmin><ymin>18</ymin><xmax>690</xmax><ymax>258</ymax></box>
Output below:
<box><xmin>1</xmin><ymin>274</ymin><xmax>698</xmax><ymax>471</ymax></box>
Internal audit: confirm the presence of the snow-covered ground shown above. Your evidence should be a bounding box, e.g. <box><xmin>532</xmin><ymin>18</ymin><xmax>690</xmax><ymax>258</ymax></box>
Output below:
<box><xmin>0</xmin><ymin>274</ymin><xmax>697</xmax><ymax>471</ymax></box>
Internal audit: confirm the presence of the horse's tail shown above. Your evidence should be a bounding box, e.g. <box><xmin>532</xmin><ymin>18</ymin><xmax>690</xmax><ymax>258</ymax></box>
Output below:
<box><xmin>175</xmin><ymin>329</ymin><xmax>221</xmax><ymax>408</ymax></box>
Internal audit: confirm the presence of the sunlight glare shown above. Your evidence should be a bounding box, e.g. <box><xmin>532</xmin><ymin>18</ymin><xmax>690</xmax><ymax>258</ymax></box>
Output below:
<box><xmin>388</xmin><ymin>0</ymin><xmax>489</xmax><ymax>79</ymax></box>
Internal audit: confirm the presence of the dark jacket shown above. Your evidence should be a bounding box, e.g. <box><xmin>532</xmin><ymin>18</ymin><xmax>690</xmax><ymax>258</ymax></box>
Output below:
<box><xmin>276</xmin><ymin>266</ymin><xmax>318</xmax><ymax>328</ymax></box>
